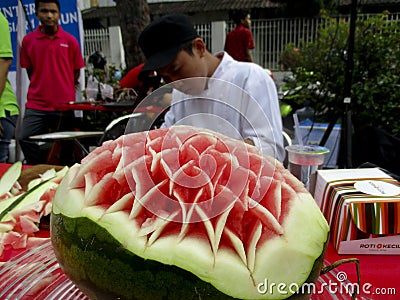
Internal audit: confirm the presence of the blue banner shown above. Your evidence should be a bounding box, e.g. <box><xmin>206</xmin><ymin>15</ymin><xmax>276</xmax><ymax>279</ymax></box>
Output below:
<box><xmin>0</xmin><ymin>0</ymin><xmax>82</xmax><ymax>72</ymax></box>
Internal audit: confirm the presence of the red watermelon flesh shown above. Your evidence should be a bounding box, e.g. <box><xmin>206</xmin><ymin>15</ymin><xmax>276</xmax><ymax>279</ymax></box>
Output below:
<box><xmin>53</xmin><ymin>125</ymin><xmax>329</xmax><ymax>299</ymax></box>
<box><xmin>70</xmin><ymin>126</ymin><xmax>298</xmax><ymax>243</ymax></box>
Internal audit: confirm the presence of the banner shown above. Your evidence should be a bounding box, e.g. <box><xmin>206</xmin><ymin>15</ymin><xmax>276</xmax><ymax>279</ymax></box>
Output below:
<box><xmin>0</xmin><ymin>0</ymin><xmax>83</xmax><ymax>72</ymax></box>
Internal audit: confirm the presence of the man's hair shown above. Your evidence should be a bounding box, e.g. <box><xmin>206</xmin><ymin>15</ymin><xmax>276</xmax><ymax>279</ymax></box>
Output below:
<box><xmin>232</xmin><ymin>10</ymin><xmax>249</xmax><ymax>25</ymax></box>
<box><xmin>35</xmin><ymin>0</ymin><xmax>60</xmax><ymax>12</ymax></box>
<box><xmin>179</xmin><ymin>40</ymin><xmax>195</xmax><ymax>56</ymax></box>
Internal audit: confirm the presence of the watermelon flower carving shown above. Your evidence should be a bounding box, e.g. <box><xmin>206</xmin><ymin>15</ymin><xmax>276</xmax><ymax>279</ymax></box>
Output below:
<box><xmin>52</xmin><ymin>125</ymin><xmax>329</xmax><ymax>299</ymax></box>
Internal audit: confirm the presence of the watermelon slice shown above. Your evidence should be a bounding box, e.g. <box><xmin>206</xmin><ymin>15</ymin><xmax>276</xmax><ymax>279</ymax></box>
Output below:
<box><xmin>51</xmin><ymin>125</ymin><xmax>329</xmax><ymax>300</ymax></box>
<box><xmin>0</xmin><ymin>161</ymin><xmax>22</xmax><ymax>198</ymax></box>
<box><xmin>0</xmin><ymin>165</ymin><xmax>68</xmax><ymax>257</ymax></box>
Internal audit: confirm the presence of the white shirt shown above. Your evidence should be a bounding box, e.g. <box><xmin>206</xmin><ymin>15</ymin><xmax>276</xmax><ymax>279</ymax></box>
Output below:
<box><xmin>162</xmin><ymin>52</ymin><xmax>285</xmax><ymax>161</ymax></box>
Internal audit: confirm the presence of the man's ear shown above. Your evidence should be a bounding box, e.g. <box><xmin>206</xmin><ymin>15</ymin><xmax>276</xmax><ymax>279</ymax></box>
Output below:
<box><xmin>192</xmin><ymin>38</ymin><xmax>207</xmax><ymax>57</ymax></box>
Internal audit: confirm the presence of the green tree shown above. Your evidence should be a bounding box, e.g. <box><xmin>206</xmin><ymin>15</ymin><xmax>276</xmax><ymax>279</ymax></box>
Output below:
<box><xmin>114</xmin><ymin>0</ymin><xmax>150</xmax><ymax>69</ymax></box>
<box><xmin>281</xmin><ymin>12</ymin><xmax>400</xmax><ymax>136</ymax></box>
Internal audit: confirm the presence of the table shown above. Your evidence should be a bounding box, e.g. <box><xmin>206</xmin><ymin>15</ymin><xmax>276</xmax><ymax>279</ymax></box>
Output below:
<box><xmin>0</xmin><ymin>163</ymin><xmax>399</xmax><ymax>299</ymax></box>
<box><xmin>30</xmin><ymin>131</ymin><xmax>104</xmax><ymax>156</ymax></box>
<box><xmin>1</xmin><ymin>234</ymin><xmax>398</xmax><ymax>299</ymax></box>
<box><xmin>56</xmin><ymin>102</ymin><xmax>164</xmax><ymax>114</ymax></box>
<box><xmin>28</xmin><ymin>104</ymin><xmax>166</xmax><ymax>164</ymax></box>
<box><xmin>56</xmin><ymin>102</ymin><xmax>166</xmax><ymax>137</ymax></box>
<box><xmin>324</xmin><ymin>243</ymin><xmax>399</xmax><ymax>299</ymax></box>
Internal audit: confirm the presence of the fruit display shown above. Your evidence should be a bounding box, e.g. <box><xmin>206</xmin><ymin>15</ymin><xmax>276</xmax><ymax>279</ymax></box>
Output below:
<box><xmin>51</xmin><ymin>125</ymin><xmax>330</xmax><ymax>300</ymax></box>
<box><xmin>0</xmin><ymin>162</ymin><xmax>68</xmax><ymax>256</ymax></box>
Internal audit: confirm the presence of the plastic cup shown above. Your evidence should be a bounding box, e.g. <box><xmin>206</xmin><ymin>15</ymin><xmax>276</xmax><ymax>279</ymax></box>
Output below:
<box><xmin>285</xmin><ymin>145</ymin><xmax>330</xmax><ymax>194</ymax></box>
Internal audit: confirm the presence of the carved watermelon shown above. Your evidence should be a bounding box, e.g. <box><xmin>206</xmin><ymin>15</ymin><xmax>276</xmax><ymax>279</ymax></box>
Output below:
<box><xmin>50</xmin><ymin>125</ymin><xmax>329</xmax><ymax>300</ymax></box>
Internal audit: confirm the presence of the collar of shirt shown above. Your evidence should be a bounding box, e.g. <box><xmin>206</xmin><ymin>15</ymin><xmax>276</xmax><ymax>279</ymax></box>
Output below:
<box><xmin>210</xmin><ymin>51</ymin><xmax>233</xmax><ymax>80</ymax></box>
<box><xmin>35</xmin><ymin>25</ymin><xmax>62</xmax><ymax>39</ymax></box>
<box><xmin>172</xmin><ymin>52</ymin><xmax>242</xmax><ymax>103</ymax></box>
<box><xmin>236</xmin><ymin>23</ymin><xmax>247</xmax><ymax>30</ymax></box>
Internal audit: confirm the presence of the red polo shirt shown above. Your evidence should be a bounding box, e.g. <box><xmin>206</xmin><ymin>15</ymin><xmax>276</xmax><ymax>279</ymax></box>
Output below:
<box><xmin>224</xmin><ymin>24</ymin><xmax>255</xmax><ymax>62</ymax></box>
<box><xmin>118</xmin><ymin>63</ymin><xmax>144</xmax><ymax>89</ymax></box>
<box><xmin>20</xmin><ymin>26</ymin><xmax>85</xmax><ymax>111</ymax></box>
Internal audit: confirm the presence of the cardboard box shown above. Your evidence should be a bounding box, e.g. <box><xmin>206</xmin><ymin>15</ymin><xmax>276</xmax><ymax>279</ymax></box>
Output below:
<box><xmin>314</xmin><ymin>168</ymin><xmax>400</xmax><ymax>254</ymax></box>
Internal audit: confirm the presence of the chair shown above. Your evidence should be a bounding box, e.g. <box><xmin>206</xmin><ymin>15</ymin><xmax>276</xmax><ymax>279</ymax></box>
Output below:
<box><xmin>282</xmin><ymin>130</ymin><xmax>292</xmax><ymax>147</ymax></box>
<box><xmin>97</xmin><ymin>112</ymin><xmax>146</xmax><ymax>145</ymax></box>
<box><xmin>29</xmin><ymin>112</ymin><xmax>148</xmax><ymax>163</ymax></box>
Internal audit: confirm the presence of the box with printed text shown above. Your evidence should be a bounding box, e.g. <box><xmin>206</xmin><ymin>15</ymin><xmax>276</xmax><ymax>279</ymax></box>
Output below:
<box><xmin>314</xmin><ymin>168</ymin><xmax>400</xmax><ymax>255</ymax></box>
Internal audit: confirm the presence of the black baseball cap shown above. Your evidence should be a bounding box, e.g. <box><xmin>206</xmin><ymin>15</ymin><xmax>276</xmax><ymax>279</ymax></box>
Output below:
<box><xmin>138</xmin><ymin>14</ymin><xmax>199</xmax><ymax>75</ymax></box>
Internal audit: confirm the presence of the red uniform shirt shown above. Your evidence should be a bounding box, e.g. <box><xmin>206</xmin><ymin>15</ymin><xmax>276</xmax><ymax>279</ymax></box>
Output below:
<box><xmin>20</xmin><ymin>26</ymin><xmax>85</xmax><ymax>111</ymax></box>
<box><xmin>224</xmin><ymin>24</ymin><xmax>255</xmax><ymax>62</ymax></box>
<box><xmin>118</xmin><ymin>63</ymin><xmax>144</xmax><ymax>89</ymax></box>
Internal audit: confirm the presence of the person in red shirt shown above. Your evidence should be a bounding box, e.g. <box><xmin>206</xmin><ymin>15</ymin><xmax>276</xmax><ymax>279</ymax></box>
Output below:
<box><xmin>118</xmin><ymin>63</ymin><xmax>145</xmax><ymax>91</ymax></box>
<box><xmin>224</xmin><ymin>11</ymin><xmax>255</xmax><ymax>62</ymax></box>
<box><xmin>116</xmin><ymin>63</ymin><xmax>163</xmax><ymax>104</ymax></box>
<box><xmin>18</xmin><ymin>0</ymin><xmax>85</xmax><ymax>165</ymax></box>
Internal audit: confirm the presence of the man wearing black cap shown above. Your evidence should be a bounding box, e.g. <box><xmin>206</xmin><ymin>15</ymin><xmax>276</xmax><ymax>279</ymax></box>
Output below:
<box><xmin>138</xmin><ymin>14</ymin><xmax>285</xmax><ymax>161</ymax></box>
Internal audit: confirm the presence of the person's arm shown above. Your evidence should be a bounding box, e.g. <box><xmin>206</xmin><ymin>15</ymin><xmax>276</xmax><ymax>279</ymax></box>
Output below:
<box><xmin>74</xmin><ymin>69</ymin><xmax>80</xmax><ymax>85</ymax></box>
<box><xmin>70</xmin><ymin>37</ymin><xmax>85</xmax><ymax>86</ymax></box>
<box><xmin>161</xmin><ymin>103</ymin><xmax>175</xmax><ymax>128</ymax></box>
<box><xmin>160</xmin><ymin>90</ymin><xmax>178</xmax><ymax>128</ymax></box>
<box><xmin>245</xmin><ymin>48</ymin><xmax>254</xmax><ymax>63</ymax></box>
<box><xmin>25</xmin><ymin>68</ymin><xmax>33</xmax><ymax>80</ymax></box>
<box><xmin>245</xmin><ymin>30</ymin><xmax>255</xmax><ymax>62</ymax></box>
<box><xmin>0</xmin><ymin>57</ymin><xmax>12</xmax><ymax>137</ymax></box>
<box><xmin>20</xmin><ymin>37</ymin><xmax>33</xmax><ymax>79</ymax></box>
<box><xmin>241</xmin><ymin>69</ymin><xmax>285</xmax><ymax>161</ymax></box>
<box><xmin>0</xmin><ymin>57</ymin><xmax>12</xmax><ymax>98</ymax></box>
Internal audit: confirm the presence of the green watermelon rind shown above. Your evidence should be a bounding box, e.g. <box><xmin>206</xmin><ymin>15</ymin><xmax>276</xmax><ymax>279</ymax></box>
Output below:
<box><xmin>51</xmin><ymin>213</ymin><xmax>327</xmax><ymax>300</ymax></box>
<box><xmin>51</xmin><ymin>164</ymin><xmax>330</xmax><ymax>300</ymax></box>
<box><xmin>51</xmin><ymin>213</ymin><xmax>235</xmax><ymax>300</ymax></box>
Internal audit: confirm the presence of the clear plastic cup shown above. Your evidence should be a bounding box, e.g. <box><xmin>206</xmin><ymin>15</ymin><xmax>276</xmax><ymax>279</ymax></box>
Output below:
<box><xmin>285</xmin><ymin>145</ymin><xmax>330</xmax><ymax>194</ymax></box>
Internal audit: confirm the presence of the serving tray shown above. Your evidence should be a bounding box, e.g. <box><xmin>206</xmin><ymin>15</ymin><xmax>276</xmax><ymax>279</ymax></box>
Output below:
<box><xmin>0</xmin><ymin>241</ymin><xmax>87</xmax><ymax>300</ymax></box>
<box><xmin>0</xmin><ymin>240</ymin><xmax>365</xmax><ymax>300</ymax></box>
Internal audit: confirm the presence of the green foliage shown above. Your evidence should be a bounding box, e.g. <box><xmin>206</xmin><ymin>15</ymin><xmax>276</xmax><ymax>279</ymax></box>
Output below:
<box><xmin>281</xmin><ymin>12</ymin><xmax>400</xmax><ymax>135</ymax></box>
<box><xmin>85</xmin><ymin>64</ymin><xmax>121</xmax><ymax>87</ymax></box>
